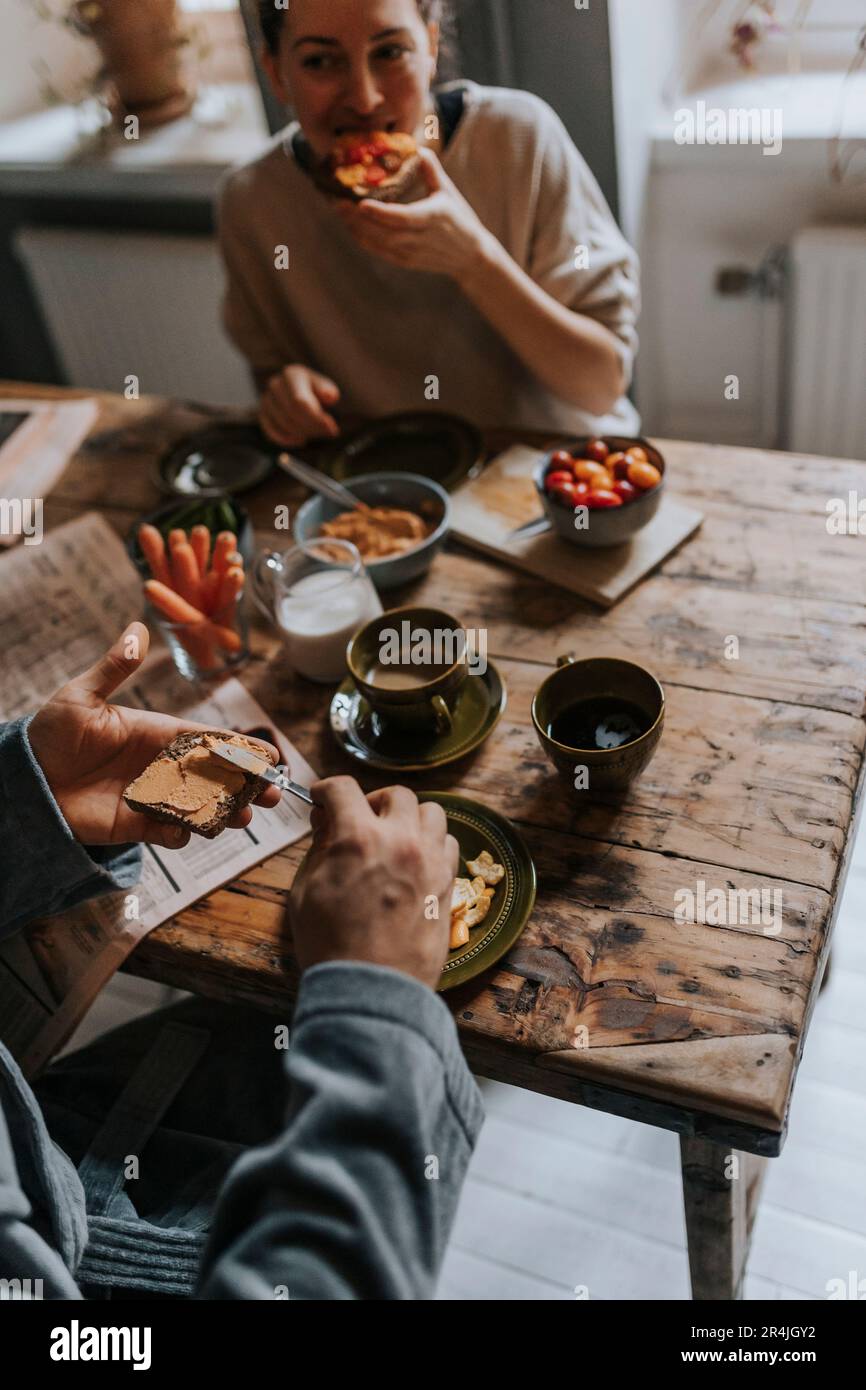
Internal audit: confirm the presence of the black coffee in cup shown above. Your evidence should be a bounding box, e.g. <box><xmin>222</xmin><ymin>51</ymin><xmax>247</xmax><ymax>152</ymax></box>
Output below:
<box><xmin>548</xmin><ymin>696</ymin><xmax>651</xmax><ymax>751</ymax></box>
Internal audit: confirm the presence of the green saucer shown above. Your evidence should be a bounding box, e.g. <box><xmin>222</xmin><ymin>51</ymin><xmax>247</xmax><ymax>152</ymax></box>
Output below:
<box><xmin>330</xmin><ymin>661</ymin><xmax>506</xmax><ymax>772</ymax></box>
<box><xmin>421</xmin><ymin>793</ymin><xmax>537</xmax><ymax>991</ymax></box>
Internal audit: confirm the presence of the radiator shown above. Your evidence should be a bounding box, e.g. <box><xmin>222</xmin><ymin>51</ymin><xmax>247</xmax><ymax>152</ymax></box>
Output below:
<box><xmin>788</xmin><ymin>226</ymin><xmax>866</xmax><ymax>461</ymax></box>
<box><xmin>14</xmin><ymin>227</ymin><xmax>256</xmax><ymax>409</ymax></box>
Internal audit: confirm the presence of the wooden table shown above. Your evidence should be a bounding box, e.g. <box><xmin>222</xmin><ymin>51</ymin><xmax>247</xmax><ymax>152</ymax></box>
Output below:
<box><xmin>8</xmin><ymin>384</ymin><xmax>866</xmax><ymax>1300</ymax></box>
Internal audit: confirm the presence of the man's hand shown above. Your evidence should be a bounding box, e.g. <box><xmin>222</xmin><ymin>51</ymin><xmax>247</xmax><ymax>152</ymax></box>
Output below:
<box><xmin>259</xmin><ymin>365</ymin><xmax>342</xmax><ymax>447</ymax></box>
<box><xmin>27</xmin><ymin>622</ymin><xmax>282</xmax><ymax>850</ymax></box>
<box><xmin>289</xmin><ymin>776</ymin><xmax>459</xmax><ymax>990</ymax></box>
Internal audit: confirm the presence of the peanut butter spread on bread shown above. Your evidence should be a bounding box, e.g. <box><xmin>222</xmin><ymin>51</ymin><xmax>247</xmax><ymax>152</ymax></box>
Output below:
<box><xmin>125</xmin><ymin>734</ymin><xmax>246</xmax><ymax>827</ymax></box>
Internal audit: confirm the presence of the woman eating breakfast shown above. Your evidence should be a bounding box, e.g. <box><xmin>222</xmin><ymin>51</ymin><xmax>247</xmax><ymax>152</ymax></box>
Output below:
<box><xmin>218</xmin><ymin>0</ymin><xmax>641</xmax><ymax>448</ymax></box>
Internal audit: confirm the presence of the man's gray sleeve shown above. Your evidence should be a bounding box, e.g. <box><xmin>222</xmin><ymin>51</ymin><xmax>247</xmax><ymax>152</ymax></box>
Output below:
<box><xmin>197</xmin><ymin>961</ymin><xmax>484</xmax><ymax>1300</ymax></box>
<box><xmin>0</xmin><ymin>716</ymin><xmax>141</xmax><ymax>943</ymax></box>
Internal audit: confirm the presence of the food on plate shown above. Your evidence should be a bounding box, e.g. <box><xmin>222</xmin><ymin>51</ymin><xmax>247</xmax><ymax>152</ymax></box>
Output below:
<box><xmin>314</xmin><ymin>131</ymin><xmax>421</xmax><ymax>202</ymax></box>
<box><xmin>465</xmin><ymin>850</ymin><xmax>506</xmax><ymax>885</ymax></box>
<box><xmin>451</xmin><ymin>878</ymin><xmax>480</xmax><ymax>913</ymax></box>
<box><xmin>319</xmin><ymin>506</ymin><xmax>432</xmax><ymax>561</ymax></box>
<box><xmin>123</xmin><ymin>732</ymin><xmax>273</xmax><ymax>840</ymax></box>
<box><xmin>543</xmin><ymin>440</ymin><xmax>663</xmax><ymax>511</ymax></box>
<box><xmin>449</xmin><ymin>854</ymin><xmax>505</xmax><ymax>950</ymax></box>
<box><xmin>137</xmin><ymin>521</ymin><xmax>245</xmax><ymax>669</ymax></box>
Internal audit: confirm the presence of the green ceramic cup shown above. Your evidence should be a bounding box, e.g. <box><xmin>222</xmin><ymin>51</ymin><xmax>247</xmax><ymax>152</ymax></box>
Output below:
<box><xmin>347</xmin><ymin>605</ymin><xmax>470</xmax><ymax>733</ymax></box>
<box><xmin>532</xmin><ymin>656</ymin><xmax>665</xmax><ymax>792</ymax></box>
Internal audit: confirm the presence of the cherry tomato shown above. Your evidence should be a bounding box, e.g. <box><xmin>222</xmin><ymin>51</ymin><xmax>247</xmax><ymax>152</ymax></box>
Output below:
<box><xmin>572</xmin><ymin>481</ymin><xmax>591</xmax><ymax>500</ymax></box>
<box><xmin>549</xmin><ymin>481</ymin><xmax>580</xmax><ymax>507</ymax></box>
<box><xmin>607</xmin><ymin>451</ymin><xmax>630</xmax><ymax>480</ymax></box>
<box><xmin>585</xmin><ymin>439</ymin><xmax>610</xmax><ymax>464</ymax></box>
<box><xmin>573</xmin><ymin>459</ymin><xmax>610</xmax><ymax>485</ymax></box>
<box><xmin>626</xmin><ymin>446</ymin><xmax>649</xmax><ymax>463</ymax></box>
<box><xmin>627</xmin><ymin>460</ymin><xmax>662</xmax><ymax>491</ymax></box>
<box><xmin>613</xmin><ymin>479</ymin><xmax>639</xmax><ymax>504</ymax></box>
<box><xmin>588</xmin><ymin>469</ymin><xmax>615</xmax><ymax>492</ymax></box>
<box><xmin>545</xmin><ymin>470</ymin><xmax>574</xmax><ymax>493</ymax></box>
<box><xmin>586</xmin><ymin>489</ymin><xmax>623</xmax><ymax>509</ymax></box>
<box><xmin>550</xmin><ymin>449</ymin><xmax>574</xmax><ymax>470</ymax></box>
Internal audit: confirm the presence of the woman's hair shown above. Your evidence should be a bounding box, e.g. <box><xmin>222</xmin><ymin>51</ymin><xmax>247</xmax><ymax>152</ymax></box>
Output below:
<box><xmin>257</xmin><ymin>0</ymin><xmax>451</xmax><ymax>59</ymax></box>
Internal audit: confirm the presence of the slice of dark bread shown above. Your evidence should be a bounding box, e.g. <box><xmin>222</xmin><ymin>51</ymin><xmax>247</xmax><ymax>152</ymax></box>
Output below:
<box><xmin>123</xmin><ymin>732</ymin><xmax>274</xmax><ymax>840</ymax></box>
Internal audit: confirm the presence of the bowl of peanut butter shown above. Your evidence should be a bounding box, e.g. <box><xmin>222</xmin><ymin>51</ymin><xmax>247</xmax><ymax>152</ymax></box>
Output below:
<box><xmin>293</xmin><ymin>472</ymin><xmax>451</xmax><ymax>591</ymax></box>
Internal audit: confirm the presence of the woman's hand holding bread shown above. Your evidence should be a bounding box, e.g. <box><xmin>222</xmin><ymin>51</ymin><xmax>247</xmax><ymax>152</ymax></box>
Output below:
<box><xmin>334</xmin><ymin>149</ymin><xmax>491</xmax><ymax>282</ymax></box>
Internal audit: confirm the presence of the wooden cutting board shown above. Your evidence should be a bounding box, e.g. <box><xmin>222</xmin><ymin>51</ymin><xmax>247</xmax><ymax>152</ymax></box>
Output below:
<box><xmin>449</xmin><ymin>444</ymin><xmax>704</xmax><ymax>608</ymax></box>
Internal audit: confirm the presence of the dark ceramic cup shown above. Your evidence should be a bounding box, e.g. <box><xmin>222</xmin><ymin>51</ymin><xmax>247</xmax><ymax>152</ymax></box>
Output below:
<box><xmin>347</xmin><ymin>606</ymin><xmax>470</xmax><ymax>733</ymax></box>
<box><xmin>532</xmin><ymin>656</ymin><xmax>664</xmax><ymax>792</ymax></box>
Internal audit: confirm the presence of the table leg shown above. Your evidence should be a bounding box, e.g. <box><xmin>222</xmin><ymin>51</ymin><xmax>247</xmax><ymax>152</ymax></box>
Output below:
<box><xmin>680</xmin><ymin>1136</ymin><xmax>768</xmax><ymax>1300</ymax></box>
<box><xmin>820</xmin><ymin>948</ymin><xmax>833</xmax><ymax>993</ymax></box>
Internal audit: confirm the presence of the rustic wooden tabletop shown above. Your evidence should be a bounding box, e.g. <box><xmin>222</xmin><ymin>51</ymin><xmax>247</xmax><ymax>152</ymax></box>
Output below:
<box><xmin>7</xmin><ymin>383</ymin><xmax>866</xmax><ymax>1298</ymax></box>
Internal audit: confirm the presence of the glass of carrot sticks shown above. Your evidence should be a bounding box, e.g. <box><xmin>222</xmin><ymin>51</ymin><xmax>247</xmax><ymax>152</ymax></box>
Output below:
<box><xmin>137</xmin><ymin>521</ymin><xmax>250</xmax><ymax>682</ymax></box>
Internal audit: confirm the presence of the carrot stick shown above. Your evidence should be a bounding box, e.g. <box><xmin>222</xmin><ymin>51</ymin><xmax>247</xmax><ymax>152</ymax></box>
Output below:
<box><xmin>145</xmin><ymin>580</ymin><xmax>205</xmax><ymax>624</ymax></box>
<box><xmin>212</xmin><ymin>531</ymin><xmax>237</xmax><ymax>577</ymax></box>
<box><xmin>200</xmin><ymin>570</ymin><xmax>221</xmax><ymax>615</ymax></box>
<box><xmin>171</xmin><ymin>542</ymin><xmax>203</xmax><ymax>608</ymax></box>
<box><xmin>144</xmin><ymin>581</ymin><xmax>214</xmax><ymax>670</ymax></box>
<box><xmin>190</xmin><ymin>525</ymin><xmax>211</xmax><ymax>575</ymax></box>
<box><xmin>201</xmin><ymin>620</ymin><xmax>242</xmax><ymax>654</ymax></box>
<box><xmin>214</xmin><ymin>565</ymin><xmax>244</xmax><ymax>618</ymax></box>
<box><xmin>178</xmin><ymin>630</ymin><xmax>219</xmax><ymax>672</ymax></box>
<box><xmin>144</xmin><ymin>580</ymin><xmax>243</xmax><ymax>653</ymax></box>
<box><xmin>137</xmin><ymin>524</ymin><xmax>172</xmax><ymax>587</ymax></box>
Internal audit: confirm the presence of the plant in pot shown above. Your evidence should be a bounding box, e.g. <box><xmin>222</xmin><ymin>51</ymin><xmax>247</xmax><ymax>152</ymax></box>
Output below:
<box><xmin>69</xmin><ymin>0</ymin><xmax>197</xmax><ymax>129</ymax></box>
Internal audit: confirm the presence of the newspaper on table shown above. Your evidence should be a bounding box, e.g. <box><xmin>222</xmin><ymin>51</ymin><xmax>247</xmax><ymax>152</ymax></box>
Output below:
<box><xmin>0</xmin><ymin>397</ymin><xmax>98</xmax><ymax>547</ymax></box>
<box><xmin>0</xmin><ymin>512</ymin><xmax>316</xmax><ymax>1077</ymax></box>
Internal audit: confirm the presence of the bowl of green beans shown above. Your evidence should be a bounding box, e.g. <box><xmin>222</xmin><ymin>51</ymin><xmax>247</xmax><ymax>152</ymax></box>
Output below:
<box><xmin>126</xmin><ymin>495</ymin><xmax>254</xmax><ymax>578</ymax></box>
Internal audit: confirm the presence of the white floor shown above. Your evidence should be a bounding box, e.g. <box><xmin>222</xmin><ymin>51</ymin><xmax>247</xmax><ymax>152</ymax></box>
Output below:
<box><xmin>63</xmin><ymin>828</ymin><xmax>866</xmax><ymax>1303</ymax></box>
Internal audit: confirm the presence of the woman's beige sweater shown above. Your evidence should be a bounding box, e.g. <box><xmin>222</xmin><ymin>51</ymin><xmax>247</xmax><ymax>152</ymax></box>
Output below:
<box><xmin>218</xmin><ymin>79</ymin><xmax>641</xmax><ymax>436</ymax></box>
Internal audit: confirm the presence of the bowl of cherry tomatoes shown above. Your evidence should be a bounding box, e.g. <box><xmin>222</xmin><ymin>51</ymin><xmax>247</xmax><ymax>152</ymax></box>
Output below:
<box><xmin>535</xmin><ymin>436</ymin><xmax>665</xmax><ymax>549</ymax></box>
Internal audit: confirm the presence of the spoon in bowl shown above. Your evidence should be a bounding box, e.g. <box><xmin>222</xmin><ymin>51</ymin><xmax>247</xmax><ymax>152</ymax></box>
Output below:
<box><xmin>276</xmin><ymin>453</ymin><xmax>370</xmax><ymax>513</ymax></box>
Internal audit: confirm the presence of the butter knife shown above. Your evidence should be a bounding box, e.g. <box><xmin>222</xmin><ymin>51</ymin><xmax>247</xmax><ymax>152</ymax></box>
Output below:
<box><xmin>211</xmin><ymin>741</ymin><xmax>314</xmax><ymax>805</ymax></box>
<box><xmin>508</xmin><ymin>515</ymin><xmax>552</xmax><ymax>540</ymax></box>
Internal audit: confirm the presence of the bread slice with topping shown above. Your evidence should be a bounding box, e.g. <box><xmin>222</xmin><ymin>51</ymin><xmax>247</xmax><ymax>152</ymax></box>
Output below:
<box><xmin>313</xmin><ymin>131</ymin><xmax>423</xmax><ymax>202</ymax></box>
<box><xmin>123</xmin><ymin>732</ymin><xmax>274</xmax><ymax>840</ymax></box>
